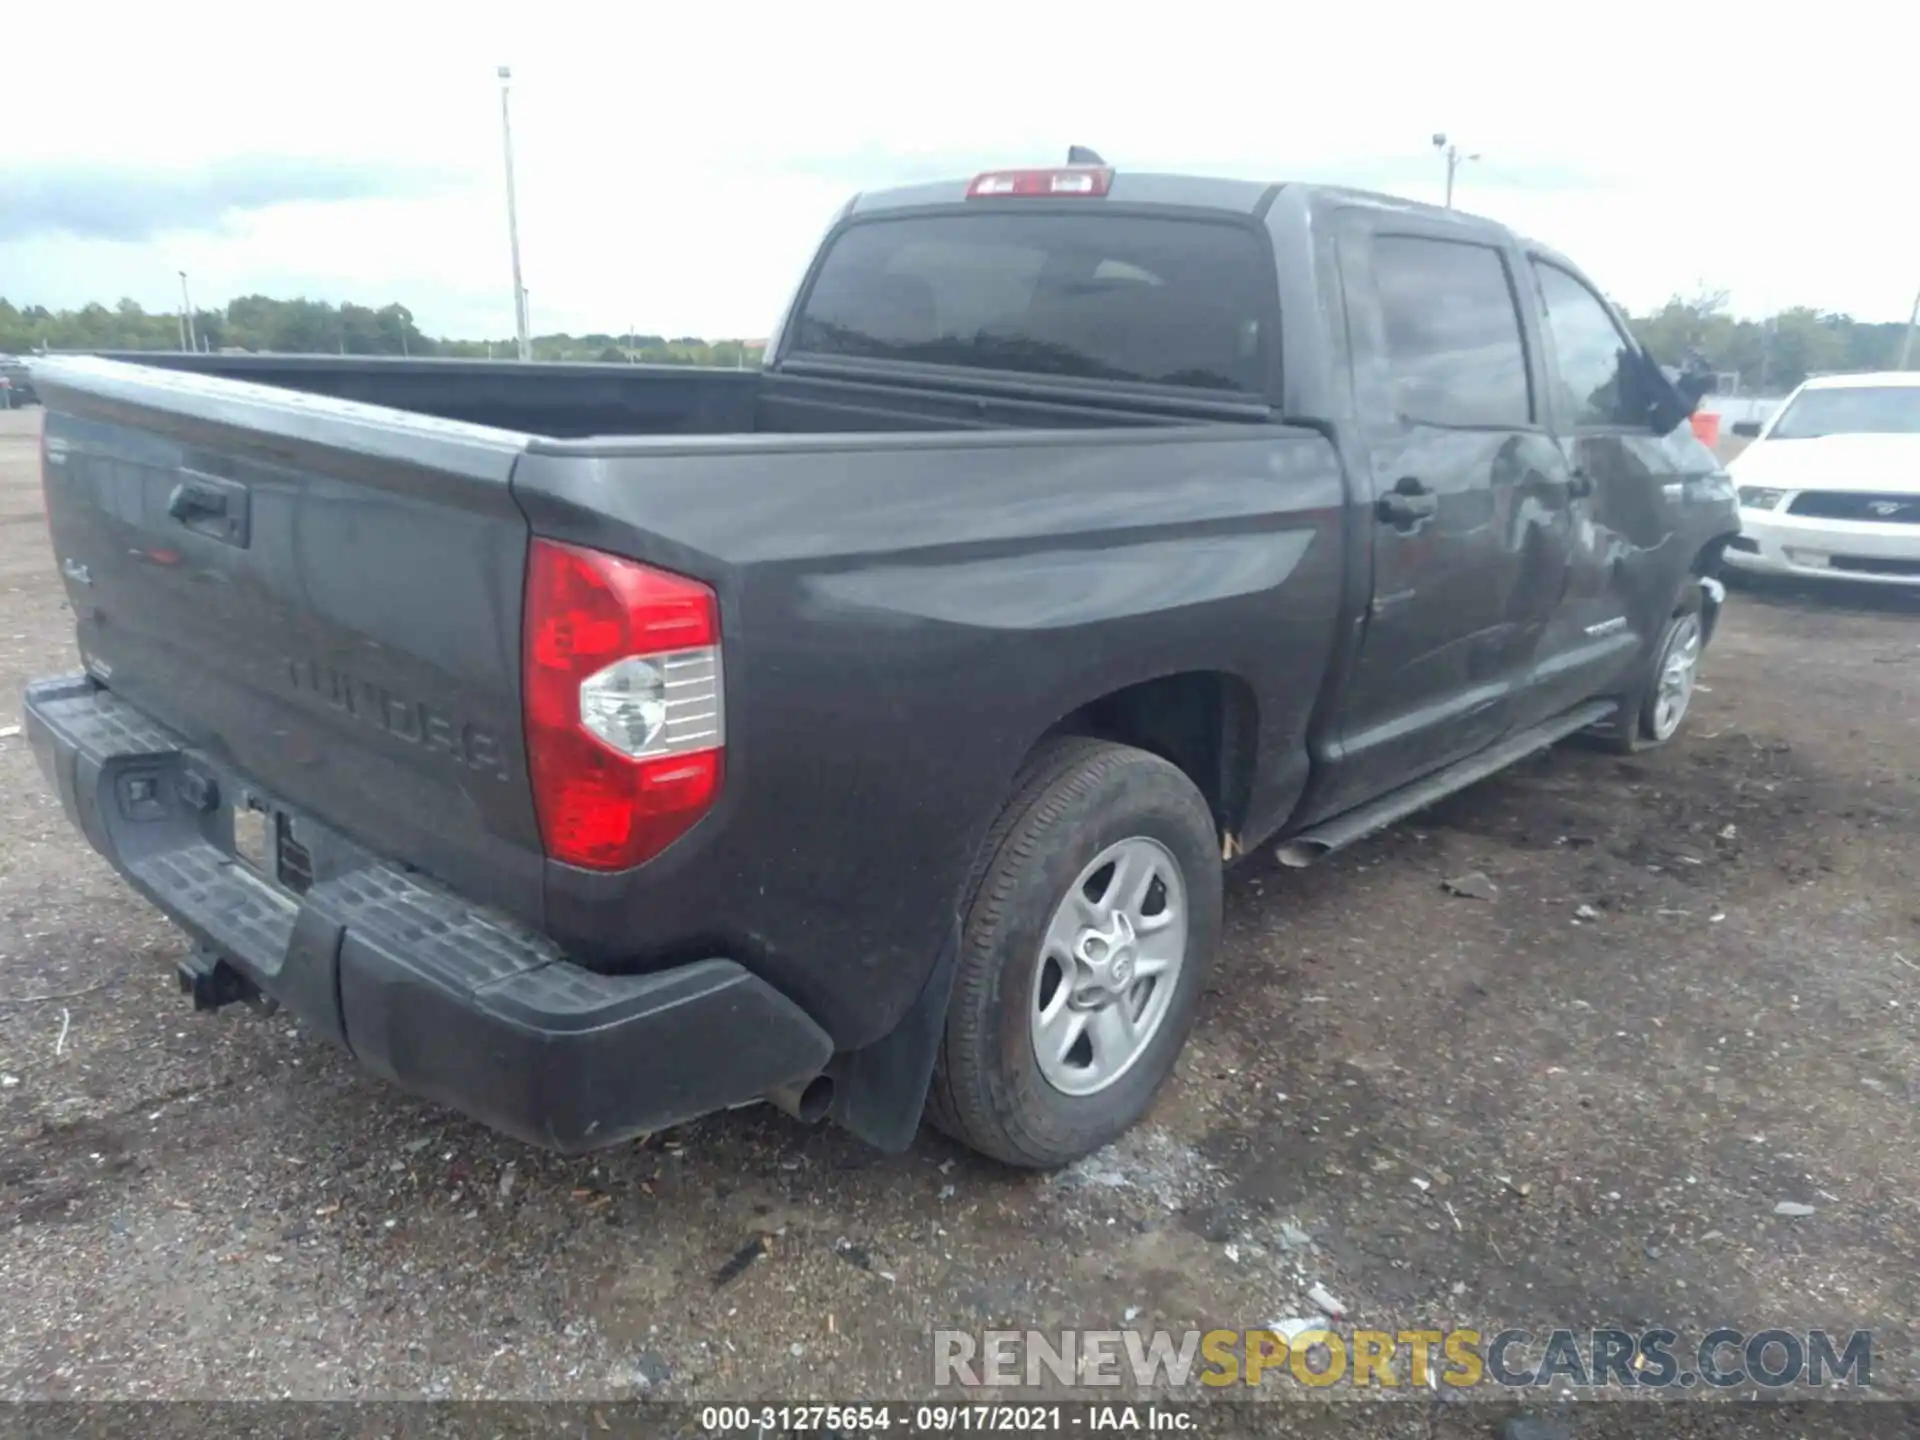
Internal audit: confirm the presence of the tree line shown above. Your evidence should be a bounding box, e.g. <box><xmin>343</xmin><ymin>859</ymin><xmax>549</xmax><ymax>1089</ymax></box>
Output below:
<box><xmin>1630</xmin><ymin>291</ymin><xmax>1912</xmax><ymax>394</ymax></box>
<box><xmin>0</xmin><ymin>296</ymin><xmax>764</xmax><ymax>369</ymax></box>
<box><xmin>2</xmin><ymin>291</ymin><xmax>1910</xmax><ymax>392</ymax></box>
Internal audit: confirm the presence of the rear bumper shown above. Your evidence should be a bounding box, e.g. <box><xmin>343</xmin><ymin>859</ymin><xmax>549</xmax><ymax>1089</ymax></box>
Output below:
<box><xmin>1725</xmin><ymin>508</ymin><xmax>1920</xmax><ymax>586</ymax></box>
<box><xmin>22</xmin><ymin>674</ymin><xmax>833</xmax><ymax>1152</ymax></box>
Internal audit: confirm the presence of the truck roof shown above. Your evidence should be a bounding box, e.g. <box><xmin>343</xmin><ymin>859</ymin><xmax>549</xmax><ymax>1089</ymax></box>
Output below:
<box><xmin>851</xmin><ymin>171</ymin><xmax>1277</xmax><ymax>216</ymax></box>
<box><xmin>848</xmin><ymin>171</ymin><xmax>1514</xmax><ymax>239</ymax></box>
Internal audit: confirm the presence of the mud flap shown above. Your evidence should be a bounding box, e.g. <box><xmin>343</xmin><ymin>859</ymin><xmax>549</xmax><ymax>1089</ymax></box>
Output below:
<box><xmin>825</xmin><ymin>920</ymin><xmax>961</xmax><ymax>1153</ymax></box>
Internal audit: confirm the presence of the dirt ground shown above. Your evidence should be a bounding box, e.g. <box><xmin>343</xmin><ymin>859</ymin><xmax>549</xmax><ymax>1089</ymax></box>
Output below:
<box><xmin>1</xmin><ymin>404</ymin><xmax>1915</xmax><ymax>1421</ymax></box>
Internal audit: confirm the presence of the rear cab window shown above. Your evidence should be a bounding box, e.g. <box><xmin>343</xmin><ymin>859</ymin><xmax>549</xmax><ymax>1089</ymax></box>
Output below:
<box><xmin>789</xmin><ymin>214</ymin><xmax>1274</xmax><ymax>395</ymax></box>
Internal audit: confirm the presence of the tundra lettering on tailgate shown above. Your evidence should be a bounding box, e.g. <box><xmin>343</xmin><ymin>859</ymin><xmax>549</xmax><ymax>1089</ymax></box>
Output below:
<box><xmin>285</xmin><ymin>657</ymin><xmax>511</xmax><ymax>780</ymax></box>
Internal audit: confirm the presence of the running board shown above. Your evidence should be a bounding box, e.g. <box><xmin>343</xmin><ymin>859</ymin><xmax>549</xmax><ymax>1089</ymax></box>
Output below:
<box><xmin>1275</xmin><ymin>700</ymin><xmax>1617</xmax><ymax>868</ymax></box>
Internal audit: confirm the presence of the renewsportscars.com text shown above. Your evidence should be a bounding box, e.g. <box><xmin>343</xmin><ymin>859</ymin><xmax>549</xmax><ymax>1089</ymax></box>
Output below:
<box><xmin>933</xmin><ymin>1326</ymin><xmax>1872</xmax><ymax>1391</ymax></box>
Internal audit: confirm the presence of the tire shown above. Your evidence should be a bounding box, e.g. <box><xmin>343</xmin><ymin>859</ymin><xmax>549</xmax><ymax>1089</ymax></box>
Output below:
<box><xmin>1599</xmin><ymin>587</ymin><xmax>1706</xmax><ymax>754</ymax></box>
<box><xmin>926</xmin><ymin>737</ymin><xmax>1222</xmax><ymax>1168</ymax></box>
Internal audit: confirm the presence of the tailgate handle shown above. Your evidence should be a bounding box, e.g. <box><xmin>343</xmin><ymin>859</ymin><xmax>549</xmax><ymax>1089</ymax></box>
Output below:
<box><xmin>167</xmin><ymin>483</ymin><xmax>227</xmax><ymax>520</ymax></box>
<box><xmin>165</xmin><ymin>472</ymin><xmax>251</xmax><ymax>548</ymax></box>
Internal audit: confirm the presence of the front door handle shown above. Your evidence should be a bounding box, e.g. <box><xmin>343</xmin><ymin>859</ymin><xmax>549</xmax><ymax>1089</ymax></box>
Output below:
<box><xmin>1376</xmin><ymin>479</ymin><xmax>1439</xmax><ymax>527</ymax></box>
<box><xmin>1566</xmin><ymin>468</ymin><xmax>1595</xmax><ymax>500</ymax></box>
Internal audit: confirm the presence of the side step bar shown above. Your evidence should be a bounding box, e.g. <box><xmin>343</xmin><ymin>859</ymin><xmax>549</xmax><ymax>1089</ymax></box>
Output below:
<box><xmin>1275</xmin><ymin>700</ymin><xmax>1617</xmax><ymax>868</ymax></box>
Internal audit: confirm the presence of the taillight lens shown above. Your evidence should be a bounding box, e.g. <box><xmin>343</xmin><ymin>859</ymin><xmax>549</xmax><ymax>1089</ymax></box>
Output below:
<box><xmin>523</xmin><ymin>538</ymin><xmax>724</xmax><ymax>870</ymax></box>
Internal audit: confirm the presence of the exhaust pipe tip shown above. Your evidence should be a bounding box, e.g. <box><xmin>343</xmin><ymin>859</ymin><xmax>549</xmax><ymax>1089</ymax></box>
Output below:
<box><xmin>766</xmin><ymin>1074</ymin><xmax>835</xmax><ymax>1125</ymax></box>
<box><xmin>1275</xmin><ymin>839</ymin><xmax>1329</xmax><ymax>869</ymax></box>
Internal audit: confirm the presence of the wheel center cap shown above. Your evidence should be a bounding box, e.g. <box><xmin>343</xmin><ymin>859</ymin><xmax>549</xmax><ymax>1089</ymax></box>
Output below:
<box><xmin>1076</xmin><ymin>912</ymin><xmax>1139</xmax><ymax>997</ymax></box>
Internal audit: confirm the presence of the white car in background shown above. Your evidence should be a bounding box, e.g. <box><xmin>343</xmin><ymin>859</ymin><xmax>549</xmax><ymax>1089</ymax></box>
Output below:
<box><xmin>1723</xmin><ymin>371</ymin><xmax>1920</xmax><ymax>586</ymax></box>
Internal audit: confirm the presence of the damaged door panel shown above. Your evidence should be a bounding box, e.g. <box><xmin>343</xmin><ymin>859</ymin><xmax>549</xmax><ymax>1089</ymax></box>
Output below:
<box><xmin>1524</xmin><ymin>256</ymin><xmax>1725</xmax><ymax>720</ymax></box>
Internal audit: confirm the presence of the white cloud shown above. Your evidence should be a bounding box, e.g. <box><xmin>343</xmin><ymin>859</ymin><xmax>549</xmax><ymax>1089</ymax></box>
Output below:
<box><xmin>4</xmin><ymin>0</ymin><xmax>1912</xmax><ymax>337</ymax></box>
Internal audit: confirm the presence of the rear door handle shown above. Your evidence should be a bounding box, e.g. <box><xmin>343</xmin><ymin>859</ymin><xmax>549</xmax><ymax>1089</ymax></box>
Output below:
<box><xmin>1376</xmin><ymin>480</ymin><xmax>1439</xmax><ymax>527</ymax></box>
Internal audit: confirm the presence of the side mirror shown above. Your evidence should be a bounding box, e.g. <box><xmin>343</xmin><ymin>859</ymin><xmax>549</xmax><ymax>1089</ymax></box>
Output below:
<box><xmin>1625</xmin><ymin>348</ymin><xmax>1692</xmax><ymax>436</ymax></box>
<box><xmin>1674</xmin><ymin>371</ymin><xmax>1712</xmax><ymax>409</ymax></box>
<box><xmin>1730</xmin><ymin>420</ymin><xmax>1762</xmax><ymax>439</ymax></box>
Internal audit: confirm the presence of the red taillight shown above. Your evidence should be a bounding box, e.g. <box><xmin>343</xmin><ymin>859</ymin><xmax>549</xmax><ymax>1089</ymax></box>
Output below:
<box><xmin>966</xmin><ymin>167</ymin><xmax>1113</xmax><ymax>199</ymax></box>
<box><xmin>523</xmin><ymin>538</ymin><xmax>725</xmax><ymax>871</ymax></box>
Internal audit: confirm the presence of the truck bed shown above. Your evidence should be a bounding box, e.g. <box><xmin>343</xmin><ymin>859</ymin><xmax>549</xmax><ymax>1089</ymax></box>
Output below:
<box><xmin>31</xmin><ymin>353</ymin><xmax>1347</xmax><ymax>1059</ymax></box>
<box><xmin>95</xmin><ymin>352</ymin><xmax>1264</xmax><ymax>440</ymax></box>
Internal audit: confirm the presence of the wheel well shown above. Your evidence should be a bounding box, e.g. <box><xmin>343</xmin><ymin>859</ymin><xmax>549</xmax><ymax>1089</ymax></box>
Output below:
<box><xmin>1690</xmin><ymin>538</ymin><xmax>1732</xmax><ymax>644</ymax></box>
<box><xmin>1692</xmin><ymin>534</ymin><xmax>1734</xmax><ymax>582</ymax></box>
<box><xmin>1047</xmin><ymin>672</ymin><xmax>1257</xmax><ymax>840</ymax></box>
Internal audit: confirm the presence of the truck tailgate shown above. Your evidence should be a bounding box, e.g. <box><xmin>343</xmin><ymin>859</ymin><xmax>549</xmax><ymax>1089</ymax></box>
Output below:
<box><xmin>34</xmin><ymin>357</ymin><xmax>547</xmax><ymax>924</ymax></box>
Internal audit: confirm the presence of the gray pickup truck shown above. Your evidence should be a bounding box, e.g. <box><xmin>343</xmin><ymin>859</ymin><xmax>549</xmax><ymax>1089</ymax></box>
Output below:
<box><xmin>24</xmin><ymin>163</ymin><xmax>1737</xmax><ymax>1167</ymax></box>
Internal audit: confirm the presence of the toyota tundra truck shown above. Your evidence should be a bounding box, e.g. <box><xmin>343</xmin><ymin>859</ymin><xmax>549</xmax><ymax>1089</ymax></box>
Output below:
<box><xmin>23</xmin><ymin>164</ymin><xmax>1738</xmax><ymax>1167</ymax></box>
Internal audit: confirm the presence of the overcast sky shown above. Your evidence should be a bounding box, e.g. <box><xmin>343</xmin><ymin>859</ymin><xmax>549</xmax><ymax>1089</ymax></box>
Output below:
<box><xmin>4</xmin><ymin>1</ymin><xmax>1910</xmax><ymax>340</ymax></box>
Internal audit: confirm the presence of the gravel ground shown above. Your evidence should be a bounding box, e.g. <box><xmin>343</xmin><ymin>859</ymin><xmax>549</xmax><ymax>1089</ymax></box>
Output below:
<box><xmin>1</xmin><ymin>405</ymin><xmax>1915</xmax><ymax>1419</ymax></box>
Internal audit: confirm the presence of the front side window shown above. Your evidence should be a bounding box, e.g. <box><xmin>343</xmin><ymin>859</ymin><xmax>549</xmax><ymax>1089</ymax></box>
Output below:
<box><xmin>1533</xmin><ymin>261</ymin><xmax>1635</xmax><ymax>427</ymax></box>
<box><xmin>1371</xmin><ymin>235</ymin><xmax>1531</xmax><ymax>428</ymax></box>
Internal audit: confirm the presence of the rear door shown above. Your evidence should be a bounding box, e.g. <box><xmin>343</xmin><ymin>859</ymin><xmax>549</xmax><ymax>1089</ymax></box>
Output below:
<box><xmin>1308</xmin><ymin>218</ymin><xmax>1575</xmax><ymax>818</ymax></box>
<box><xmin>37</xmin><ymin>360</ymin><xmax>547</xmax><ymax>922</ymax></box>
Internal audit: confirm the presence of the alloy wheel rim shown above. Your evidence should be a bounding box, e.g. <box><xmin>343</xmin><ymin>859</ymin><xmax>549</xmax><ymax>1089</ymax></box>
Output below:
<box><xmin>1030</xmin><ymin>836</ymin><xmax>1188</xmax><ymax>1097</ymax></box>
<box><xmin>1651</xmin><ymin>613</ymin><xmax>1702</xmax><ymax>740</ymax></box>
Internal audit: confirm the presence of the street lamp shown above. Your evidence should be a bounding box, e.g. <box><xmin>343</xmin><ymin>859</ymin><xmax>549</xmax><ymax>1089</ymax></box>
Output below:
<box><xmin>498</xmin><ymin>65</ymin><xmax>532</xmax><ymax>362</ymax></box>
<box><xmin>178</xmin><ymin>270</ymin><xmax>197</xmax><ymax>352</ymax></box>
<box><xmin>1431</xmin><ymin>133</ymin><xmax>1480</xmax><ymax>210</ymax></box>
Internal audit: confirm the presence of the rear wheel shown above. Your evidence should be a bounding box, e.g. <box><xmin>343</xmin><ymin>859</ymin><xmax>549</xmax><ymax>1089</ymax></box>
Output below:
<box><xmin>927</xmin><ymin>738</ymin><xmax>1221</xmax><ymax>1168</ymax></box>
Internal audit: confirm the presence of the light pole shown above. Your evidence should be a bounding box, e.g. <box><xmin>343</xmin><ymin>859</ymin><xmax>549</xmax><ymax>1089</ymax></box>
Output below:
<box><xmin>498</xmin><ymin>65</ymin><xmax>532</xmax><ymax>362</ymax></box>
<box><xmin>1430</xmin><ymin>133</ymin><xmax>1480</xmax><ymax>209</ymax></box>
<box><xmin>1899</xmin><ymin>286</ymin><xmax>1920</xmax><ymax>370</ymax></box>
<box><xmin>178</xmin><ymin>270</ymin><xmax>197</xmax><ymax>351</ymax></box>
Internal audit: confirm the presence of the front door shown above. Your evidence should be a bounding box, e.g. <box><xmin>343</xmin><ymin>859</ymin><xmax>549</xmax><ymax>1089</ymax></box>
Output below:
<box><xmin>1308</xmin><ymin>221</ymin><xmax>1575</xmax><ymax>821</ymax></box>
<box><xmin>1520</xmin><ymin>255</ymin><xmax>1689</xmax><ymax>722</ymax></box>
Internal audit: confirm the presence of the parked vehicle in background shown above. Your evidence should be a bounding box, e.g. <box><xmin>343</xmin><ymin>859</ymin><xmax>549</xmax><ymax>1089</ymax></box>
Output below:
<box><xmin>24</xmin><ymin>165</ymin><xmax>1737</xmax><ymax>1168</ymax></box>
<box><xmin>0</xmin><ymin>355</ymin><xmax>36</xmax><ymax>408</ymax></box>
<box><xmin>1724</xmin><ymin>371</ymin><xmax>1920</xmax><ymax>586</ymax></box>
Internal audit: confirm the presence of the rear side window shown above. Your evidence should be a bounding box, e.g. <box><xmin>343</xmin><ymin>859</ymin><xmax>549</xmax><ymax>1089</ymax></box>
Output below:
<box><xmin>1371</xmin><ymin>235</ymin><xmax>1531</xmax><ymax>427</ymax></box>
<box><xmin>1532</xmin><ymin>261</ymin><xmax>1636</xmax><ymax>427</ymax></box>
<box><xmin>791</xmin><ymin>214</ymin><xmax>1273</xmax><ymax>394</ymax></box>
